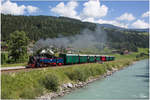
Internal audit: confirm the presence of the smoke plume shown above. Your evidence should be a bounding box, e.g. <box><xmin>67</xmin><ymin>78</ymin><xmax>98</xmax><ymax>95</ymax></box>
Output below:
<box><xmin>33</xmin><ymin>25</ymin><xmax>107</xmax><ymax>53</ymax></box>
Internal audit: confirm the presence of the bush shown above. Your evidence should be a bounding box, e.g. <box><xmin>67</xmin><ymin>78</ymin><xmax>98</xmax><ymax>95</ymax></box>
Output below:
<box><xmin>41</xmin><ymin>74</ymin><xmax>59</xmax><ymax>92</ymax></box>
<box><xmin>74</xmin><ymin>68</ymin><xmax>88</xmax><ymax>81</ymax></box>
<box><xmin>6</xmin><ymin>58</ymin><xmax>15</xmax><ymax>64</ymax></box>
<box><xmin>65</xmin><ymin>65</ymin><xmax>107</xmax><ymax>82</ymax></box>
<box><xmin>104</xmin><ymin>63</ymin><xmax>112</xmax><ymax>71</ymax></box>
<box><xmin>65</xmin><ymin>68</ymin><xmax>89</xmax><ymax>82</ymax></box>
<box><xmin>136</xmin><ymin>52</ymin><xmax>148</xmax><ymax>58</ymax></box>
<box><xmin>96</xmin><ymin>66</ymin><xmax>106</xmax><ymax>75</ymax></box>
<box><xmin>1</xmin><ymin>53</ymin><xmax>8</xmax><ymax>64</ymax></box>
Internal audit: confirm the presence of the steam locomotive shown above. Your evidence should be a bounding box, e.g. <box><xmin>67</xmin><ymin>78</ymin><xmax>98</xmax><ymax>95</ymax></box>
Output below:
<box><xmin>27</xmin><ymin>53</ymin><xmax>115</xmax><ymax>68</ymax></box>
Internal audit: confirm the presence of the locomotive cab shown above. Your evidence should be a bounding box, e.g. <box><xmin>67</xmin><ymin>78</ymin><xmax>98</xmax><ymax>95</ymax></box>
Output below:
<box><xmin>27</xmin><ymin>56</ymin><xmax>36</xmax><ymax>68</ymax></box>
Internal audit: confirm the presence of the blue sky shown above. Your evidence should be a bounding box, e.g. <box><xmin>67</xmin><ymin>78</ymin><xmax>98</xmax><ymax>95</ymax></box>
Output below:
<box><xmin>1</xmin><ymin>0</ymin><xmax>149</xmax><ymax>29</ymax></box>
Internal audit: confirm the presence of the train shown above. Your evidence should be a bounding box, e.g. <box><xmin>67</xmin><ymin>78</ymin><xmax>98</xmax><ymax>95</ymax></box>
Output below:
<box><xmin>27</xmin><ymin>53</ymin><xmax>115</xmax><ymax>68</ymax></box>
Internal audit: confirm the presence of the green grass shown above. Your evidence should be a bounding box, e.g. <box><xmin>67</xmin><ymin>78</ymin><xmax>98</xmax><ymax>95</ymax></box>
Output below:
<box><xmin>1</xmin><ymin>48</ymin><xmax>149</xmax><ymax>99</ymax></box>
<box><xmin>110</xmin><ymin>48</ymin><xmax>149</xmax><ymax>60</ymax></box>
<box><xmin>1</xmin><ymin>60</ymin><xmax>137</xmax><ymax>99</ymax></box>
<box><xmin>1</xmin><ymin>62</ymin><xmax>27</xmax><ymax>67</ymax></box>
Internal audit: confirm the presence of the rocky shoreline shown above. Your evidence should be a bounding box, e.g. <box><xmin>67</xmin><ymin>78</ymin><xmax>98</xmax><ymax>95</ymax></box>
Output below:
<box><xmin>37</xmin><ymin>67</ymin><xmax>119</xmax><ymax>100</ymax></box>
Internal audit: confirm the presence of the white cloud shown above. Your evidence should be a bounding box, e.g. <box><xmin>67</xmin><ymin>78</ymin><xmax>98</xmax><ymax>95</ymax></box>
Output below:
<box><xmin>51</xmin><ymin>1</ymin><xmax>80</xmax><ymax>19</ymax></box>
<box><xmin>82</xmin><ymin>18</ymin><xmax>128</xmax><ymax>28</ymax></box>
<box><xmin>51</xmin><ymin>0</ymin><xmax>149</xmax><ymax>29</ymax></box>
<box><xmin>27</xmin><ymin>5</ymin><xmax>38</xmax><ymax>14</ymax></box>
<box><xmin>1</xmin><ymin>0</ymin><xmax>39</xmax><ymax>15</ymax></box>
<box><xmin>81</xmin><ymin>0</ymin><xmax>108</xmax><ymax>18</ymax></box>
<box><xmin>1</xmin><ymin>0</ymin><xmax>5</xmax><ymax>3</ymax></box>
<box><xmin>131</xmin><ymin>19</ymin><xmax>149</xmax><ymax>29</ymax></box>
<box><xmin>116</xmin><ymin>13</ymin><xmax>135</xmax><ymax>21</ymax></box>
<box><xmin>1</xmin><ymin>0</ymin><xmax>26</xmax><ymax>15</ymax></box>
<box><xmin>142</xmin><ymin>11</ymin><xmax>150</xmax><ymax>18</ymax></box>
<box><xmin>50</xmin><ymin>0</ymin><xmax>108</xmax><ymax>20</ymax></box>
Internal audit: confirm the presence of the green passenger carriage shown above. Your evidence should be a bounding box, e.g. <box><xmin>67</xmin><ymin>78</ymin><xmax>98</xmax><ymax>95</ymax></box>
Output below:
<box><xmin>88</xmin><ymin>55</ymin><xmax>95</xmax><ymax>62</ymax></box>
<box><xmin>59</xmin><ymin>54</ymin><xmax>79</xmax><ymax>64</ymax></box>
<box><xmin>79</xmin><ymin>54</ymin><xmax>88</xmax><ymax>63</ymax></box>
<box><xmin>106</xmin><ymin>56</ymin><xmax>110</xmax><ymax>61</ymax></box>
<box><xmin>95</xmin><ymin>55</ymin><xmax>101</xmax><ymax>62</ymax></box>
<box><xmin>59</xmin><ymin>53</ymin><xmax>115</xmax><ymax>65</ymax></box>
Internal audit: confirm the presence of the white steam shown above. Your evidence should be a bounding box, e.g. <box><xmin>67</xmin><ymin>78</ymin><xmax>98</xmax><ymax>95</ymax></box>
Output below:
<box><xmin>33</xmin><ymin>25</ymin><xmax>107</xmax><ymax>53</ymax></box>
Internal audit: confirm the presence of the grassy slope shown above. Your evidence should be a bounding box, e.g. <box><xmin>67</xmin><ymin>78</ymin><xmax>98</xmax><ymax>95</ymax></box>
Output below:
<box><xmin>1</xmin><ymin>48</ymin><xmax>149</xmax><ymax>99</ymax></box>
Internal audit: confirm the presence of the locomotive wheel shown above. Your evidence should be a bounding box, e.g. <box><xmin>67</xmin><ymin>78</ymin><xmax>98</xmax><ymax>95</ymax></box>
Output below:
<box><xmin>46</xmin><ymin>64</ymin><xmax>48</xmax><ymax>67</ymax></box>
<box><xmin>40</xmin><ymin>63</ymin><xmax>43</xmax><ymax>67</ymax></box>
<box><xmin>44</xmin><ymin>64</ymin><xmax>48</xmax><ymax>67</ymax></box>
<box><xmin>58</xmin><ymin>63</ymin><xmax>62</xmax><ymax>66</ymax></box>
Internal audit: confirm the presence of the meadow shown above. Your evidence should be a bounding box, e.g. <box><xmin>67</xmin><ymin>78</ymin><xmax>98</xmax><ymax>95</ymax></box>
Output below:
<box><xmin>1</xmin><ymin>48</ymin><xmax>148</xmax><ymax>99</ymax></box>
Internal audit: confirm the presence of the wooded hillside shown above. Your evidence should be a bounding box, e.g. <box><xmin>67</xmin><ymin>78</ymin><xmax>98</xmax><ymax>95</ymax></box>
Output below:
<box><xmin>1</xmin><ymin>14</ymin><xmax>149</xmax><ymax>52</ymax></box>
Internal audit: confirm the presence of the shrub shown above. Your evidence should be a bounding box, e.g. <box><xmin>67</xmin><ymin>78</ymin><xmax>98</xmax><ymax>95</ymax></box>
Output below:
<box><xmin>1</xmin><ymin>53</ymin><xmax>8</xmax><ymax>64</ymax></box>
<box><xmin>65</xmin><ymin>70</ymin><xmax>77</xmax><ymax>81</ymax></box>
<box><xmin>83</xmin><ymin>67</ymin><xmax>92</xmax><ymax>77</ymax></box>
<box><xmin>65</xmin><ymin>64</ymin><xmax>108</xmax><ymax>82</ymax></box>
<box><xmin>41</xmin><ymin>74</ymin><xmax>59</xmax><ymax>92</ymax></box>
<box><xmin>89</xmin><ymin>66</ymin><xmax>106</xmax><ymax>76</ymax></box>
<box><xmin>104</xmin><ymin>63</ymin><xmax>112</xmax><ymax>71</ymax></box>
<box><xmin>96</xmin><ymin>66</ymin><xmax>106</xmax><ymax>75</ymax></box>
<box><xmin>6</xmin><ymin>58</ymin><xmax>16</xmax><ymax>64</ymax></box>
<box><xmin>65</xmin><ymin>68</ymin><xmax>89</xmax><ymax>82</ymax></box>
<box><xmin>89</xmin><ymin>67</ymin><xmax>97</xmax><ymax>76</ymax></box>
<box><xmin>75</xmin><ymin>68</ymin><xmax>88</xmax><ymax>81</ymax></box>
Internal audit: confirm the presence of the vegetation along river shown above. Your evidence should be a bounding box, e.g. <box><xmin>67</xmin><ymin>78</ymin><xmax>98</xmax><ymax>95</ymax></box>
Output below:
<box><xmin>57</xmin><ymin>59</ymin><xmax>149</xmax><ymax>99</ymax></box>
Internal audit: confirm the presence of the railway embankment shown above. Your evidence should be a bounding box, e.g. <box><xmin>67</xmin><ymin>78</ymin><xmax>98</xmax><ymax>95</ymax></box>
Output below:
<box><xmin>1</xmin><ymin>54</ymin><xmax>148</xmax><ymax>99</ymax></box>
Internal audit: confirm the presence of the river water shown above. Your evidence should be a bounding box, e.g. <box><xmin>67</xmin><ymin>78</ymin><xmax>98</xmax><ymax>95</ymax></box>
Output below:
<box><xmin>57</xmin><ymin>59</ymin><xmax>149</xmax><ymax>99</ymax></box>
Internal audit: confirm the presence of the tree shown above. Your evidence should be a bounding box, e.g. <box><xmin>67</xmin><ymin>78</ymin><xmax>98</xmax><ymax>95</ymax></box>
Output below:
<box><xmin>8</xmin><ymin>31</ymin><xmax>29</xmax><ymax>62</ymax></box>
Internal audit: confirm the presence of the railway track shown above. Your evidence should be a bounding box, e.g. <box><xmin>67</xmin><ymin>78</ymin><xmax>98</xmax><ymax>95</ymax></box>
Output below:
<box><xmin>1</xmin><ymin>62</ymin><xmax>104</xmax><ymax>73</ymax></box>
<box><xmin>1</xmin><ymin>66</ymin><xmax>26</xmax><ymax>70</ymax></box>
<box><xmin>1</xmin><ymin>66</ymin><xmax>27</xmax><ymax>73</ymax></box>
<box><xmin>1</xmin><ymin>66</ymin><xmax>53</xmax><ymax>73</ymax></box>
<box><xmin>1</xmin><ymin>66</ymin><xmax>68</xmax><ymax>73</ymax></box>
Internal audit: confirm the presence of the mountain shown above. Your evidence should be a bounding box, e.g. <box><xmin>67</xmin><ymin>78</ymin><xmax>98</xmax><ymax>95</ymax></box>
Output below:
<box><xmin>1</xmin><ymin>14</ymin><xmax>149</xmax><ymax>52</ymax></box>
<box><xmin>98</xmin><ymin>24</ymin><xmax>124</xmax><ymax>29</ymax></box>
<box><xmin>128</xmin><ymin>28</ymin><xmax>149</xmax><ymax>32</ymax></box>
<box><xmin>98</xmin><ymin>24</ymin><xmax>149</xmax><ymax>32</ymax></box>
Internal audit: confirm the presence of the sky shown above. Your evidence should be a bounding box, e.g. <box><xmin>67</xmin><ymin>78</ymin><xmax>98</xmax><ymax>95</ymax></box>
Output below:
<box><xmin>1</xmin><ymin>0</ymin><xmax>149</xmax><ymax>29</ymax></box>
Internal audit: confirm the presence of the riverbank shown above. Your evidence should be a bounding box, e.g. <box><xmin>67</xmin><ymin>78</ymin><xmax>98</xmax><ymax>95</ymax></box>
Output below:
<box><xmin>1</xmin><ymin>52</ymin><xmax>148</xmax><ymax>99</ymax></box>
<box><xmin>38</xmin><ymin>50</ymin><xmax>149</xmax><ymax>99</ymax></box>
<box><xmin>57</xmin><ymin>59</ymin><xmax>149</xmax><ymax>99</ymax></box>
<box><xmin>38</xmin><ymin>67</ymin><xmax>119</xmax><ymax>99</ymax></box>
<box><xmin>37</xmin><ymin>59</ymin><xmax>136</xmax><ymax>99</ymax></box>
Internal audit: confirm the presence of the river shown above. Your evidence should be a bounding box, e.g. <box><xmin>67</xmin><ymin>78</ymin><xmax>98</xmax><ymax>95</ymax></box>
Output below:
<box><xmin>57</xmin><ymin>59</ymin><xmax>149</xmax><ymax>99</ymax></box>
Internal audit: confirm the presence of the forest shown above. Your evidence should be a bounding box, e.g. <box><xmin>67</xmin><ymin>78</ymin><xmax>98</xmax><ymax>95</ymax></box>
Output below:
<box><xmin>1</xmin><ymin>14</ymin><xmax>149</xmax><ymax>52</ymax></box>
